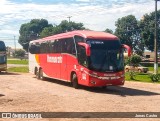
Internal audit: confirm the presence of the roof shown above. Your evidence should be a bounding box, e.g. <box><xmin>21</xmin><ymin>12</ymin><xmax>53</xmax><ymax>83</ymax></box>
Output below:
<box><xmin>32</xmin><ymin>30</ymin><xmax>119</xmax><ymax>43</ymax></box>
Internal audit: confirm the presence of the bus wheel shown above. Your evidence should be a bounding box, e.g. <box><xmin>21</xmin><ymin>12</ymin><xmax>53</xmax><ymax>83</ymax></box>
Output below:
<box><xmin>39</xmin><ymin>69</ymin><xmax>44</xmax><ymax>80</ymax></box>
<box><xmin>36</xmin><ymin>69</ymin><xmax>40</xmax><ymax>79</ymax></box>
<box><xmin>72</xmin><ymin>73</ymin><xmax>79</xmax><ymax>89</ymax></box>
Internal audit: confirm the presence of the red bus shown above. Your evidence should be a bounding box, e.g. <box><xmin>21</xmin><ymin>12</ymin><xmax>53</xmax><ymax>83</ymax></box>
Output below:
<box><xmin>29</xmin><ymin>30</ymin><xmax>131</xmax><ymax>88</ymax></box>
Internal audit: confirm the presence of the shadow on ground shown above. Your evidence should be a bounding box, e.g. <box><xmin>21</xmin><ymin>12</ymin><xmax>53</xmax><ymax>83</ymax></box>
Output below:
<box><xmin>0</xmin><ymin>94</ymin><xmax>5</xmax><ymax>97</ymax></box>
<box><xmin>0</xmin><ymin>72</ymin><xmax>21</xmax><ymax>75</ymax></box>
<box><xmin>35</xmin><ymin>77</ymin><xmax>160</xmax><ymax>97</ymax></box>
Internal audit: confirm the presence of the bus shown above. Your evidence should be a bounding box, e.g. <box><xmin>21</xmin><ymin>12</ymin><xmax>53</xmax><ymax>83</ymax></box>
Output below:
<box><xmin>0</xmin><ymin>41</ymin><xmax>7</xmax><ymax>72</ymax></box>
<box><xmin>29</xmin><ymin>30</ymin><xmax>131</xmax><ymax>88</ymax></box>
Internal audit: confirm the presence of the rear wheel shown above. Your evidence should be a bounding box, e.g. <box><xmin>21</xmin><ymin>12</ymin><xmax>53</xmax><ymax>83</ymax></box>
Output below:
<box><xmin>39</xmin><ymin>69</ymin><xmax>44</xmax><ymax>80</ymax></box>
<box><xmin>72</xmin><ymin>73</ymin><xmax>79</xmax><ymax>89</ymax></box>
<box><xmin>36</xmin><ymin>69</ymin><xmax>39</xmax><ymax>79</ymax></box>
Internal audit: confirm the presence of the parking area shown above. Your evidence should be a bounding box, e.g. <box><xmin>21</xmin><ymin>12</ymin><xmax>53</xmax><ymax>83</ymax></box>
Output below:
<box><xmin>0</xmin><ymin>72</ymin><xmax>160</xmax><ymax>121</ymax></box>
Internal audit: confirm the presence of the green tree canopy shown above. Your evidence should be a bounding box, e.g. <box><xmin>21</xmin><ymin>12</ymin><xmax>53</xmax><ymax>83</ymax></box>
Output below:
<box><xmin>104</xmin><ymin>28</ymin><xmax>113</xmax><ymax>34</ymax></box>
<box><xmin>140</xmin><ymin>10</ymin><xmax>160</xmax><ymax>51</ymax></box>
<box><xmin>40</xmin><ymin>20</ymin><xmax>86</xmax><ymax>38</ymax></box>
<box><xmin>114</xmin><ymin>15</ymin><xmax>144</xmax><ymax>56</ymax></box>
<box><xmin>18</xmin><ymin>19</ymin><xmax>52</xmax><ymax>51</ymax></box>
<box><xmin>13</xmin><ymin>49</ymin><xmax>26</xmax><ymax>57</ymax></box>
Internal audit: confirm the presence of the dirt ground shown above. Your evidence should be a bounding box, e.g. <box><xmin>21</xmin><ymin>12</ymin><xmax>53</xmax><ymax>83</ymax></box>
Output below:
<box><xmin>0</xmin><ymin>72</ymin><xmax>160</xmax><ymax>121</ymax></box>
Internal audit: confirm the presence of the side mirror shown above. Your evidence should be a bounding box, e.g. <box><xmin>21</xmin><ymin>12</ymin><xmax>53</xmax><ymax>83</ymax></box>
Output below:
<box><xmin>122</xmin><ymin>44</ymin><xmax>132</xmax><ymax>57</ymax></box>
<box><xmin>78</xmin><ymin>42</ymin><xmax>91</xmax><ymax>56</ymax></box>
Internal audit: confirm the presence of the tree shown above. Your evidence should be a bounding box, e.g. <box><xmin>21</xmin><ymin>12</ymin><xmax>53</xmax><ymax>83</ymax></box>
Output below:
<box><xmin>40</xmin><ymin>26</ymin><xmax>62</xmax><ymax>38</ymax></box>
<box><xmin>126</xmin><ymin>54</ymin><xmax>142</xmax><ymax>80</ymax></box>
<box><xmin>18</xmin><ymin>19</ymin><xmax>52</xmax><ymax>51</ymax></box>
<box><xmin>59</xmin><ymin>20</ymin><xmax>85</xmax><ymax>32</ymax></box>
<box><xmin>140</xmin><ymin>10</ymin><xmax>160</xmax><ymax>51</ymax></box>
<box><xmin>40</xmin><ymin>20</ymin><xmax>86</xmax><ymax>38</ymax></box>
<box><xmin>13</xmin><ymin>49</ymin><xmax>26</xmax><ymax>58</ymax></box>
<box><xmin>115</xmin><ymin>15</ymin><xmax>144</xmax><ymax>56</ymax></box>
<box><xmin>104</xmin><ymin>28</ymin><xmax>113</xmax><ymax>34</ymax></box>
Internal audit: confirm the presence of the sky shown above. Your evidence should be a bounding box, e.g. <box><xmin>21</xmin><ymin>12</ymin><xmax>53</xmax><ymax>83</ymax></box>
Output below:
<box><xmin>0</xmin><ymin>0</ymin><xmax>160</xmax><ymax>48</ymax></box>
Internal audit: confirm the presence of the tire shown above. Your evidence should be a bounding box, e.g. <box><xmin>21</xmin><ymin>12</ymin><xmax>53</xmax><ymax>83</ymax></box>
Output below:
<box><xmin>36</xmin><ymin>69</ymin><xmax>40</xmax><ymax>79</ymax></box>
<box><xmin>72</xmin><ymin>73</ymin><xmax>79</xmax><ymax>89</ymax></box>
<box><xmin>39</xmin><ymin>69</ymin><xmax>44</xmax><ymax>80</ymax></box>
<box><xmin>144</xmin><ymin>71</ymin><xmax>147</xmax><ymax>73</ymax></box>
<box><xmin>125</xmin><ymin>68</ymin><xmax>129</xmax><ymax>72</ymax></box>
<box><xmin>138</xmin><ymin>69</ymin><xmax>142</xmax><ymax>73</ymax></box>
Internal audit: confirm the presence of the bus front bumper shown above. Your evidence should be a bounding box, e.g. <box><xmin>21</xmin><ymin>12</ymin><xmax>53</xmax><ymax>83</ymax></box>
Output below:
<box><xmin>88</xmin><ymin>76</ymin><xmax>125</xmax><ymax>87</ymax></box>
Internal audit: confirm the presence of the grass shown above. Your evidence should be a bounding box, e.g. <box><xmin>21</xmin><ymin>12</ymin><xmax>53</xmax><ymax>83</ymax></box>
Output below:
<box><xmin>7</xmin><ymin>66</ymin><xmax>29</xmax><ymax>73</ymax></box>
<box><xmin>7</xmin><ymin>59</ymin><xmax>28</xmax><ymax>65</ymax></box>
<box><xmin>125</xmin><ymin>72</ymin><xmax>160</xmax><ymax>84</ymax></box>
<box><xmin>148</xmin><ymin>67</ymin><xmax>160</xmax><ymax>72</ymax></box>
<box><xmin>7</xmin><ymin>58</ymin><xmax>29</xmax><ymax>73</ymax></box>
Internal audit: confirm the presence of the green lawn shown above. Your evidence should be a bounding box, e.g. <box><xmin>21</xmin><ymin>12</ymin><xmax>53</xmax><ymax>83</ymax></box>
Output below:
<box><xmin>148</xmin><ymin>67</ymin><xmax>160</xmax><ymax>72</ymax></box>
<box><xmin>7</xmin><ymin>59</ymin><xmax>29</xmax><ymax>73</ymax></box>
<box><xmin>7</xmin><ymin>59</ymin><xmax>28</xmax><ymax>65</ymax></box>
<box><xmin>7</xmin><ymin>66</ymin><xmax>29</xmax><ymax>73</ymax></box>
<box><xmin>125</xmin><ymin>72</ymin><xmax>160</xmax><ymax>84</ymax></box>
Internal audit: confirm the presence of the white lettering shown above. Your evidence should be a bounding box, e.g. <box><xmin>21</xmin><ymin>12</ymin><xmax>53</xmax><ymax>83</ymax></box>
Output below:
<box><xmin>47</xmin><ymin>55</ymin><xmax>63</xmax><ymax>63</ymax></box>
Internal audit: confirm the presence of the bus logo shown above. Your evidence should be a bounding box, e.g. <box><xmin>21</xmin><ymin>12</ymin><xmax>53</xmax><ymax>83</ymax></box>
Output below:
<box><xmin>47</xmin><ymin>55</ymin><xmax>62</xmax><ymax>63</ymax></box>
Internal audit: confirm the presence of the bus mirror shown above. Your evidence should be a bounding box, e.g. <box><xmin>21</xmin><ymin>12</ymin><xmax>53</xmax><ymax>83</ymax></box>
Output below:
<box><xmin>122</xmin><ymin>44</ymin><xmax>132</xmax><ymax>57</ymax></box>
<box><xmin>78</xmin><ymin>42</ymin><xmax>91</xmax><ymax>56</ymax></box>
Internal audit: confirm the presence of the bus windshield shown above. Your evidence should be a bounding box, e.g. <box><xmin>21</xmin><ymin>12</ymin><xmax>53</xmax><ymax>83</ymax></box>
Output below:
<box><xmin>0</xmin><ymin>41</ymin><xmax>6</xmax><ymax>51</ymax></box>
<box><xmin>87</xmin><ymin>39</ymin><xmax>124</xmax><ymax>72</ymax></box>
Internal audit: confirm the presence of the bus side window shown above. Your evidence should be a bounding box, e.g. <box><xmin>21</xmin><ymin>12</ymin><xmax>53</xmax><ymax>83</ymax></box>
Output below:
<box><xmin>74</xmin><ymin>36</ymin><xmax>85</xmax><ymax>43</ymax></box>
<box><xmin>61</xmin><ymin>39</ymin><xmax>67</xmax><ymax>53</ymax></box>
<box><xmin>66</xmin><ymin>38</ymin><xmax>76</xmax><ymax>56</ymax></box>
<box><xmin>29</xmin><ymin>43</ymin><xmax>40</xmax><ymax>54</ymax></box>
<box><xmin>77</xmin><ymin>45</ymin><xmax>87</xmax><ymax>67</ymax></box>
<box><xmin>40</xmin><ymin>42</ymin><xmax>46</xmax><ymax>53</ymax></box>
<box><xmin>53</xmin><ymin>40</ymin><xmax>57</xmax><ymax>53</ymax></box>
<box><xmin>50</xmin><ymin>40</ymin><xmax>55</xmax><ymax>53</ymax></box>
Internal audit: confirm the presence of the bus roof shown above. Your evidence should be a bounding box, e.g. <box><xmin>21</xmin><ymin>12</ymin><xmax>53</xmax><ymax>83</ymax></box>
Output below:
<box><xmin>31</xmin><ymin>30</ymin><xmax>119</xmax><ymax>43</ymax></box>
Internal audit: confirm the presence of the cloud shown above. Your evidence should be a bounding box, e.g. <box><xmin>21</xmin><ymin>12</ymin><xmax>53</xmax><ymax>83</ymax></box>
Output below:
<box><xmin>0</xmin><ymin>0</ymin><xmax>159</xmax><ymax>48</ymax></box>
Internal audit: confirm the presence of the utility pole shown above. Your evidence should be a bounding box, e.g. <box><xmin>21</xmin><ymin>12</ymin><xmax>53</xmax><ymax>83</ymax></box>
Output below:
<box><xmin>67</xmin><ymin>16</ymin><xmax>72</xmax><ymax>23</ymax></box>
<box><xmin>154</xmin><ymin>0</ymin><xmax>160</xmax><ymax>74</ymax></box>
<box><xmin>14</xmin><ymin>36</ymin><xmax>16</xmax><ymax>51</ymax></box>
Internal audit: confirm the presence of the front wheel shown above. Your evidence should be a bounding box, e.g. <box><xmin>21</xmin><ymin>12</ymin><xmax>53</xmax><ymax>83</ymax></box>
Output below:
<box><xmin>72</xmin><ymin>73</ymin><xmax>79</xmax><ymax>89</ymax></box>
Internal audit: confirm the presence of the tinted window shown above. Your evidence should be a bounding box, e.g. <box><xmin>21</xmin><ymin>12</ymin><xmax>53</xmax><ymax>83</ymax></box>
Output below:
<box><xmin>74</xmin><ymin>36</ymin><xmax>85</xmax><ymax>43</ymax></box>
<box><xmin>29</xmin><ymin>42</ymin><xmax>40</xmax><ymax>54</ymax></box>
<box><xmin>0</xmin><ymin>41</ymin><xmax>6</xmax><ymax>51</ymax></box>
<box><xmin>77</xmin><ymin>46</ymin><xmax>87</xmax><ymax>67</ymax></box>
<box><xmin>66</xmin><ymin>38</ymin><xmax>76</xmax><ymax>55</ymax></box>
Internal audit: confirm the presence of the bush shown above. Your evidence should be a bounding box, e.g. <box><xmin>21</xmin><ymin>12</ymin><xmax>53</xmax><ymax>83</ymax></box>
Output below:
<box><xmin>126</xmin><ymin>55</ymin><xmax>142</xmax><ymax>66</ymax></box>
<box><xmin>13</xmin><ymin>49</ymin><xmax>26</xmax><ymax>58</ymax></box>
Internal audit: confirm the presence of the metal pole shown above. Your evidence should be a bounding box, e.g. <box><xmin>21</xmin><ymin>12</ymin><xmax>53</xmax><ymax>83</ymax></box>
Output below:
<box><xmin>14</xmin><ymin>36</ymin><xmax>16</xmax><ymax>51</ymax></box>
<box><xmin>67</xmin><ymin>16</ymin><xmax>72</xmax><ymax>23</ymax></box>
<box><xmin>154</xmin><ymin>0</ymin><xmax>158</xmax><ymax>74</ymax></box>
